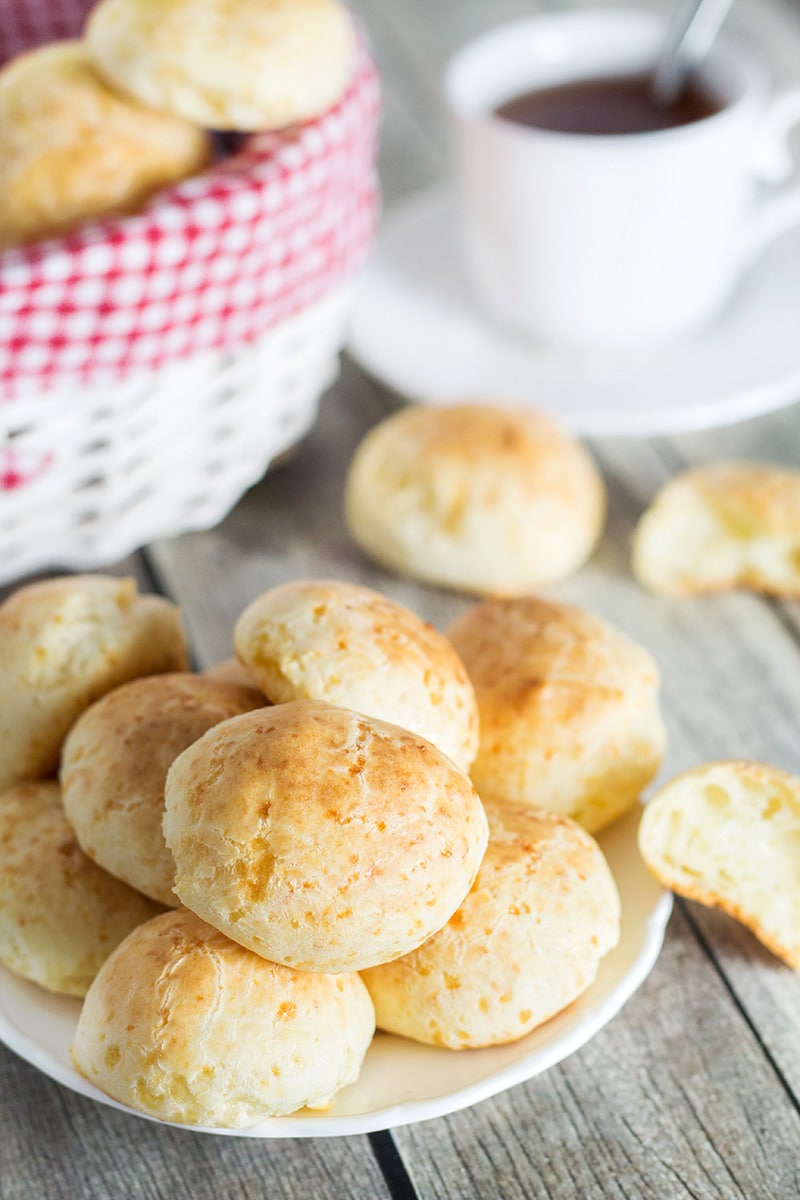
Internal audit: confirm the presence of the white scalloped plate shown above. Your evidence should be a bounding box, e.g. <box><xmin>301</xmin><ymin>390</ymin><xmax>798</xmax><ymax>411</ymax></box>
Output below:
<box><xmin>0</xmin><ymin>805</ymin><xmax>671</xmax><ymax>1137</ymax></box>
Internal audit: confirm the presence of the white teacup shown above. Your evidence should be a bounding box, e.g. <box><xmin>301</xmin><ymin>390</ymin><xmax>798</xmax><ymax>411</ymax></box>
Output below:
<box><xmin>444</xmin><ymin>8</ymin><xmax>800</xmax><ymax>349</ymax></box>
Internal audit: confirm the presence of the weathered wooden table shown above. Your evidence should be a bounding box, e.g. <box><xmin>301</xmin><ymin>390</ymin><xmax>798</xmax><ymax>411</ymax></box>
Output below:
<box><xmin>3</xmin><ymin>0</ymin><xmax>800</xmax><ymax>1195</ymax></box>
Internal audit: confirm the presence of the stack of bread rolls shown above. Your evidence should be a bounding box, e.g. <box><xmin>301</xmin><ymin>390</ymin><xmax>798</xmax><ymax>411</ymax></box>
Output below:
<box><xmin>4</xmin><ymin>415</ymin><xmax>795</xmax><ymax>1131</ymax></box>
<box><xmin>0</xmin><ymin>572</ymin><xmax>635</xmax><ymax>1128</ymax></box>
<box><xmin>0</xmin><ymin>0</ymin><xmax>356</xmax><ymax>249</ymax></box>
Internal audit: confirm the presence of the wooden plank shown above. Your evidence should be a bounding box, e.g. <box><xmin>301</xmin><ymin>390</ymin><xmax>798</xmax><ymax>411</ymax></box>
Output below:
<box><xmin>392</xmin><ymin>906</ymin><xmax>800</xmax><ymax>1200</ymax></box>
<box><xmin>562</xmin><ymin>438</ymin><xmax>800</xmax><ymax>779</ymax></box>
<box><xmin>149</xmin><ymin>362</ymin><xmax>478</xmax><ymax>645</ymax></box>
<box><xmin>148</xmin><ymin>363</ymin><xmax>403</xmax><ymax>663</ymax></box>
<box><xmin>0</xmin><ymin>1044</ymin><xmax>392</xmax><ymax>1200</ymax></box>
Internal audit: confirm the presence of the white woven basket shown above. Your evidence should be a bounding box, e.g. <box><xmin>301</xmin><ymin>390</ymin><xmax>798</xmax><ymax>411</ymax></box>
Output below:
<box><xmin>0</xmin><ymin>284</ymin><xmax>354</xmax><ymax>583</ymax></box>
<box><xmin>0</xmin><ymin>1</ymin><xmax>379</xmax><ymax>587</ymax></box>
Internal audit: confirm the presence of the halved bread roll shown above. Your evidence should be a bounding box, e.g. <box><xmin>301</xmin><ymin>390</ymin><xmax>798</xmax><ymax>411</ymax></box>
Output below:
<box><xmin>638</xmin><ymin>760</ymin><xmax>800</xmax><ymax>969</ymax></box>
<box><xmin>632</xmin><ymin>463</ymin><xmax>800</xmax><ymax>597</ymax></box>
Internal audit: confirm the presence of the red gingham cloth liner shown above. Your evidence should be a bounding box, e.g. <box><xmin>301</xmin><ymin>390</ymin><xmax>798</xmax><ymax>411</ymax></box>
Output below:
<box><xmin>0</xmin><ymin>0</ymin><xmax>380</xmax><ymax>399</ymax></box>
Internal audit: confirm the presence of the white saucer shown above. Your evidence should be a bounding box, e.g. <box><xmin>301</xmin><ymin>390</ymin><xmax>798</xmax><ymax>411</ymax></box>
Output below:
<box><xmin>348</xmin><ymin>187</ymin><xmax>800</xmax><ymax>436</ymax></box>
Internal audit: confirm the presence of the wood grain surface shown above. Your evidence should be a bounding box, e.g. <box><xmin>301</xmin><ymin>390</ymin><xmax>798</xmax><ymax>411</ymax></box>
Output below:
<box><xmin>3</xmin><ymin>1</ymin><xmax>800</xmax><ymax>1197</ymax></box>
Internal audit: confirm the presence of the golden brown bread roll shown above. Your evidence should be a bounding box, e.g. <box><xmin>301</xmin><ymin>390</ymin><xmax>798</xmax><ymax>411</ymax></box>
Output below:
<box><xmin>61</xmin><ymin>674</ymin><xmax>266</xmax><ymax>906</ymax></box>
<box><xmin>86</xmin><ymin>0</ymin><xmax>356</xmax><ymax>131</ymax></box>
<box><xmin>71</xmin><ymin>908</ymin><xmax>376</xmax><ymax>1127</ymax></box>
<box><xmin>638</xmin><ymin>760</ymin><xmax>800</xmax><ymax>969</ymax></box>
<box><xmin>632</xmin><ymin>462</ymin><xmax>800</xmax><ymax>597</ymax></box>
<box><xmin>361</xmin><ymin>801</ymin><xmax>620</xmax><ymax>1048</ymax></box>
<box><xmin>0</xmin><ymin>41</ymin><xmax>211</xmax><ymax>249</ymax></box>
<box><xmin>0</xmin><ymin>575</ymin><xmax>188</xmax><ymax>795</ymax></box>
<box><xmin>344</xmin><ymin>402</ymin><xmax>606</xmax><ymax>596</ymax></box>
<box><xmin>448</xmin><ymin>596</ymin><xmax>666</xmax><ymax>834</ymax></box>
<box><xmin>163</xmin><ymin>700</ymin><xmax>489</xmax><ymax>972</ymax></box>
<box><xmin>0</xmin><ymin>781</ymin><xmax>162</xmax><ymax>996</ymax></box>
<box><xmin>233</xmin><ymin>578</ymin><xmax>479</xmax><ymax>771</ymax></box>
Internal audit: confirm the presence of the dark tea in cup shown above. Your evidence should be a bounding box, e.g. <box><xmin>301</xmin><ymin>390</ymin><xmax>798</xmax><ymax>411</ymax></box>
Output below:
<box><xmin>494</xmin><ymin>71</ymin><xmax>722</xmax><ymax>135</ymax></box>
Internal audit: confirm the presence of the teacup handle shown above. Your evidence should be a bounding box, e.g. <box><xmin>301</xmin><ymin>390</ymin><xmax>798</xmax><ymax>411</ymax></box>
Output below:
<box><xmin>745</xmin><ymin>86</ymin><xmax>800</xmax><ymax>262</ymax></box>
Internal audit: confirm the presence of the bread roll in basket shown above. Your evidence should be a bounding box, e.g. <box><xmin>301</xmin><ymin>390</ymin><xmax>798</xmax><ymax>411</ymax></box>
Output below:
<box><xmin>0</xmin><ymin>0</ymin><xmax>379</xmax><ymax>585</ymax></box>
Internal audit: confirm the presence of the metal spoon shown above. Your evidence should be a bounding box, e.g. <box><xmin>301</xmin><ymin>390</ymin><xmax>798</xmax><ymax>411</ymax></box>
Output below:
<box><xmin>650</xmin><ymin>0</ymin><xmax>735</xmax><ymax>108</ymax></box>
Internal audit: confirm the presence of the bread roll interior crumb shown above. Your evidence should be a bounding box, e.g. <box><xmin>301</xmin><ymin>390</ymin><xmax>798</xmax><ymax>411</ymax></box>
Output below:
<box><xmin>638</xmin><ymin>760</ymin><xmax>800</xmax><ymax>969</ymax></box>
<box><xmin>632</xmin><ymin>463</ymin><xmax>800</xmax><ymax>597</ymax></box>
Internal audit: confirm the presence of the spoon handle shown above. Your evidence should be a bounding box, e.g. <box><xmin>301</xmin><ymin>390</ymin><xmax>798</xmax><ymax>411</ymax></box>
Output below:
<box><xmin>650</xmin><ymin>0</ymin><xmax>735</xmax><ymax>107</ymax></box>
